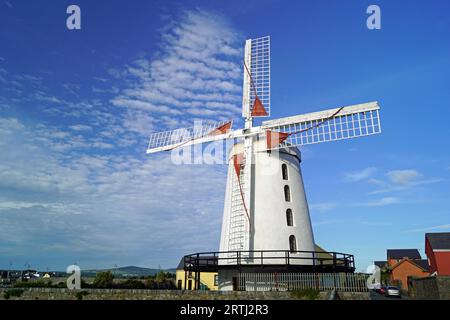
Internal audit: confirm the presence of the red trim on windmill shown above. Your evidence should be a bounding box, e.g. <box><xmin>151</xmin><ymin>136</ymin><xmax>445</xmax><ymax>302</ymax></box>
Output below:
<box><xmin>232</xmin><ymin>152</ymin><xmax>251</xmax><ymax>230</ymax></box>
<box><xmin>252</xmin><ymin>97</ymin><xmax>267</xmax><ymax>117</ymax></box>
<box><xmin>266</xmin><ymin>130</ymin><xmax>290</xmax><ymax>149</ymax></box>
<box><xmin>208</xmin><ymin>121</ymin><xmax>232</xmax><ymax>137</ymax></box>
<box><xmin>244</xmin><ymin>61</ymin><xmax>268</xmax><ymax>117</ymax></box>
<box><xmin>233</xmin><ymin>153</ymin><xmax>244</xmax><ymax>177</ymax></box>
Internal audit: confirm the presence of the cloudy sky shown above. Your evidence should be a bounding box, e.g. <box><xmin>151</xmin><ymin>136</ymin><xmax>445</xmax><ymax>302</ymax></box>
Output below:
<box><xmin>0</xmin><ymin>1</ymin><xmax>449</xmax><ymax>271</ymax></box>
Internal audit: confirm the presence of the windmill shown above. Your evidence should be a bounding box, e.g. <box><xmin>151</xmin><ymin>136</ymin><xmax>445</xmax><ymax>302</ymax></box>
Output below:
<box><xmin>147</xmin><ymin>36</ymin><xmax>381</xmax><ymax>289</ymax></box>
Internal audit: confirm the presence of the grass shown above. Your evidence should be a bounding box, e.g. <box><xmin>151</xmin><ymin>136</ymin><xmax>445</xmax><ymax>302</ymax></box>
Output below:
<box><xmin>290</xmin><ymin>288</ymin><xmax>320</xmax><ymax>300</ymax></box>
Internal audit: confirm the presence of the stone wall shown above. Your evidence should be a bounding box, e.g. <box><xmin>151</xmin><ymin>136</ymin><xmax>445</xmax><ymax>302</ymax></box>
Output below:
<box><xmin>409</xmin><ymin>276</ymin><xmax>450</xmax><ymax>300</ymax></box>
<box><xmin>0</xmin><ymin>288</ymin><xmax>369</xmax><ymax>300</ymax></box>
<box><xmin>437</xmin><ymin>276</ymin><xmax>450</xmax><ymax>299</ymax></box>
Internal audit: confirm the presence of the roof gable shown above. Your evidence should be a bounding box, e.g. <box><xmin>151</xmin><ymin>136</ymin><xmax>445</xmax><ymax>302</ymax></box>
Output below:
<box><xmin>426</xmin><ymin>232</ymin><xmax>450</xmax><ymax>250</ymax></box>
<box><xmin>387</xmin><ymin>249</ymin><xmax>421</xmax><ymax>260</ymax></box>
<box><xmin>412</xmin><ymin>259</ymin><xmax>430</xmax><ymax>272</ymax></box>
<box><xmin>391</xmin><ymin>258</ymin><xmax>429</xmax><ymax>272</ymax></box>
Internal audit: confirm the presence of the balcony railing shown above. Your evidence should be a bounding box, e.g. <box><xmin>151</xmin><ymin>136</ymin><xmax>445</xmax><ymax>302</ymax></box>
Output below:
<box><xmin>183</xmin><ymin>250</ymin><xmax>355</xmax><ymax>273</ymax></box>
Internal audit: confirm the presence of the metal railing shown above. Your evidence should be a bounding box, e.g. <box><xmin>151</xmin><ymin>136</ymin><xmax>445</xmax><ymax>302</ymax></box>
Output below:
<box><xmin>238</xmin><ymin>272</ymin><xmax>369</xmax><ymax>292</ymax></box>
<box><xmin>183</xmin><ymin>250</ymin><xmax>355</xmax><ymax>272</ymax></box>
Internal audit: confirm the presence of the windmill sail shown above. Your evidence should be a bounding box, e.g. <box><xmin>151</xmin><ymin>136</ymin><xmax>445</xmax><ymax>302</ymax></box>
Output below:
<box><xmin>146</xmin><ymin>120</ymin><xmax>233</xmax><ymax>154</ymax></box>
<box><xmin>242</xmin><ymin>36</ymin><xmax>271</xmax><ymax>118</ymax></box>
<box><xmin>262</xmin><ymin>101</ymin><xmax>381</xmax><ymax>150</ymax></box>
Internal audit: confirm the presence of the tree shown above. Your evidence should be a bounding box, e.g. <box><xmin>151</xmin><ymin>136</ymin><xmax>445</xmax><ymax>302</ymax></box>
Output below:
<box><xmin>155</xmin><ymin>271</ymin><xmax>167</xmax><ymax>283</ymax></box>
<box><xmin>92</xmin><ymin>271</ymin><xmax>114</xmax><ymax>288</ymax></box>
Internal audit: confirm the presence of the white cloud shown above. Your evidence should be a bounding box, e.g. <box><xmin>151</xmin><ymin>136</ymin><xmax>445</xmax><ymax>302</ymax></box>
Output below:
<box><xmin>367</xmin><ymin>178</ymin><xmax>386</xmax><ymax>186</ymax></box>
<box><xmin>310</xmin><ymin>196</ymin><xmax>397</xmax><ymax>213</ymax></box>
<box><xmin>0</xmin><ymin>9</ymin><xmax>243</xmax><ymax>269</ymax></box>
<box><xmin>369</xmin><ymin>177</ymin><xmax>442</xmax><ymax>195</ymax></box>
<box><xmin>111</xmin><ymin>9</ymin><xmax>243</xmax><ymax>136</ymax></box>
<box><xmin>93</xmin><ymin>77</ymin><xmax>108</xmax><ymax>83</ymax></box>
<box><xmin>0</xmin><ymin>113</ymin><xmax>229</xmax><ymax>268</ymax></box>
<box><xmin>345</xmin><ymin>167</ymin><xmax>377</xmax><ymax>182</ymax></box>
<box><xmin>406</xmin><ymin>224</ymin><xmax>450</xmax><ymax>233</ymax></box>
<box><xmin>0</xmin><ymin>201</ymin><xmax>50</xmax><ymax>210</ymax></box>
<box><xmin>34</xmin><ymin>92</ymin><xmax>63</xmax><ymax>104</ymax></box>
<box><xmin>91</xmin><ymin>141</ymin><xmax>114</xmax><ymax>149</ymax></box>
<box><xmin>0</xmin><ymin>117</ymin><xmax>24</xmax><ymax>136</ymax></box>
<box><xmin>386</xmin><ymin>169</ymin><xmax>422</xmax><ymax>185</ymax></box>
<box><xmin>69</xmin><ymin>124</ymin><xmax>92</xmax><ymax>132</ymax></box>
<box><xmin>364</xmin><ymin>197</ymin><xmax>398</xmax><ymax>207</ymax></box>
<box><xmin>310</xmin><ymin>202</ymin><xmax>337</xmax><ymax>213</ymax></box>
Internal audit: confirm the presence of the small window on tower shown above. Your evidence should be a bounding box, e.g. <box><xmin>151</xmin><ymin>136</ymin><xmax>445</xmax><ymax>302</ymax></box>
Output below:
<box><xmin>286</xmin><ymin>209</ymin><xmax>293</xmax><ymax>226</ymax></box>
<box><xmin>289</xmin><ymin>235</ymin><xmax>297</xmax><ymax>253</ymax></box>
<box><xmin>282</xmin><ymin>164</ymin><xmax>288</xmax><ymax>180</ymax></box>
<box><xmin>284</xmin><ymin>185</ymin><xmax>291</xmax><ymax>202</ymax></box>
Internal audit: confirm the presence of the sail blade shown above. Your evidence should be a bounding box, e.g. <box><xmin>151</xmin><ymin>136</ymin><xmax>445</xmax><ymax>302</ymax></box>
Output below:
<box><xmin>146</xmin><ymin>120</ymin><xmax>233</xmax><ymax>154</ymax></box>
<box><xmin>242</xmin><ymin>36</ymin><xmax>271</xmax><ymax>118</ymax></box>
<box><xmin>262</xmin><ymin>101</ymin><xmax>381</xmax><ymax>149</ymax></box>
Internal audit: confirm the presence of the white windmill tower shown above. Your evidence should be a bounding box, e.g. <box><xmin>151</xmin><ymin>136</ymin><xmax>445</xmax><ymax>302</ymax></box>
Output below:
<box><xmin>147</xmin><ymin>36</ymin><xmax>381</xmax><ymax>290</ymax></box>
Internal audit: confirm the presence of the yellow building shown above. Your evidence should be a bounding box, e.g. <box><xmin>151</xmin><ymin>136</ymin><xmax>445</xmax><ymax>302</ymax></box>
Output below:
<box><xmin>176</xmin><ymin>257</ymin><xmax>218</xmax><ymax>290</ymax></box>
<box><xmin>314</xmin><ymin>244</ymin><xmax>334</xmax><ymax>264</ymax></box>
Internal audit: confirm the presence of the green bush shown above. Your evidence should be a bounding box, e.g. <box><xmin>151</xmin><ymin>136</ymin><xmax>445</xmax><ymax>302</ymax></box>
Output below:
<box><xmin>291</xmin><ymin>288</ymin><xmax>320</xmax><ymax>300</ymax></box>
<box><xmin>155</xmin><ymin>271</ymin><xmax>167</xmax><ymax>282</ymax></box>
<box><xmin>145</xmin><ymin>279</ymin><xmax>157</xmax><ymax>289</ymax></box>
<box><xmin>3</xmin><ymin>289</ymin><xmax>24</xmax><ymax>300</ymax></box>
<box><xmin>92</xmin><ymin>271</ymin><xmax>114</xmax><ymax>288</ymax></box>
<box><xmin>75</xmin><ymin>291</ymin><xmax>89</xmax><ymax>300</ymax></box>
<box><xmin>81</xmin><ymin>279</ymin><xmax>91</xmax><ymax>288</ymax></box>
<box><xmin>116</xmin><ymin>279</ymin><xmax>146</xmax><ymax>289</ymax></box>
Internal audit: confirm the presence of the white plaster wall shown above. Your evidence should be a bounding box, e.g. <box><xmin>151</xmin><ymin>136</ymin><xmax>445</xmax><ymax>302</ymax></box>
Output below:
<box><xmin>252</xmin><ymin>146</ymin><xmax>316</xmax><ymax>264</ymax></box>
<box><xmin>219</xmin><ymin>139</ymin><xmax>315</xmax><ymax>265</ymax></box>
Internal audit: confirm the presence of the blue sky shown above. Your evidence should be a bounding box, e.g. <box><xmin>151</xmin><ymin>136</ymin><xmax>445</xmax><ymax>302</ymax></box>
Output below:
<box><xmin>0</xmin><ymin>0</ymin><xmax>449</xmax><ymax>271</ymax></box>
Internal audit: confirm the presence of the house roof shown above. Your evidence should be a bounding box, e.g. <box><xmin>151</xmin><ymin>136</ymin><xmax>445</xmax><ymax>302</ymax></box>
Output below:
<box><xmin>426</xmin><ymin>232</ymin><xmax>450</xmax><ymax>250</ymax></box>
<box><xmin>387</xmin><ymin>249</ymin><xmax>421</xmax><ymax>260</ymax></box>
<box><xmin>391</xmin><ymin>258</ymin><xmax>429</xmax><ymax>272</ymax></box>
<box><xmin>374</xmin><ymin>261</ymin><xmax>387</xmax><ymax>268</ymax></box>
<box><xmin>177</xmin><ymin>258</ymin><xmax>184</xmax><ymax>270</ymax></box>
<box><xmin>176</xmin><ymin>256</ymin><xmax>218</xmax><ymax>270</ymax></box>
<box><xmin>412</xmin><ymin>259</ymin><xmax>429</xmax><ymax>272</ymax></box>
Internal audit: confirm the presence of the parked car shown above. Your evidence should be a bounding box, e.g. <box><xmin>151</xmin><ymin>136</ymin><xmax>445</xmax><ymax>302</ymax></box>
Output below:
<box><xmin>385</xmin><ymin>286</ymin><xmax>401</xmax><ymax>298</ymax></box>
<box><xmin>376</xmin><ymin>286</ymin><xmax>386</xmax><ymax>294</ymax></box>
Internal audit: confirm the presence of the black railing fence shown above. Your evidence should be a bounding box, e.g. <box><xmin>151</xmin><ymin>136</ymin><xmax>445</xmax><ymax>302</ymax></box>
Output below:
<box><xmin>183</xmin><ymin>250</ymin><xmax>355</xmax><ymax>273</ymax></box>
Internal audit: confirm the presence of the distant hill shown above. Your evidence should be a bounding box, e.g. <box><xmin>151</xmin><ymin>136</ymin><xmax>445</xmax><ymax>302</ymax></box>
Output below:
<box><xmin>81</xmin><ymin>266</ymin><xmax>176</xmax><ymax>278</ymax></box>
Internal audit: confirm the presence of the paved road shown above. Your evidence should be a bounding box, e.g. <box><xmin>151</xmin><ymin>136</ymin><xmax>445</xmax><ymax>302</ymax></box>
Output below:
<box><xmin>369</xmin><ymin>290</ymin><xmax>409</xmax><ymax>300</ymax></box>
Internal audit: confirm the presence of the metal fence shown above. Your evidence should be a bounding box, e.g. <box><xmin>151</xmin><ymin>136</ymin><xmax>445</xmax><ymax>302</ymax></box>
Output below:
<box><xmin>238</xmin><ymin>272</ymin><xmax>369</xmax><ymax>292</ymax></box>
<box><xmin>184</xmin><ymin>250</ymin><xmax>355</xmax><ymax>272</ymax></box>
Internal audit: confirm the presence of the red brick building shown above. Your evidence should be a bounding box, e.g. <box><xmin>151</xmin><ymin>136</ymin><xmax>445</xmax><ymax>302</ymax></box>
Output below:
<box><xmin>387</xmin><ymin>249</ymin><xmax>421</xmax><ymax>267</ymax></box>
<box><xmin>425</xmin><ymin>232</ymin><xmax>450</xmax><ymax>276</ymax></box>
<box><xmin>387</xmin><ymin>249</ymin><xmax>429</xmax><ymax>290</ymax></box>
